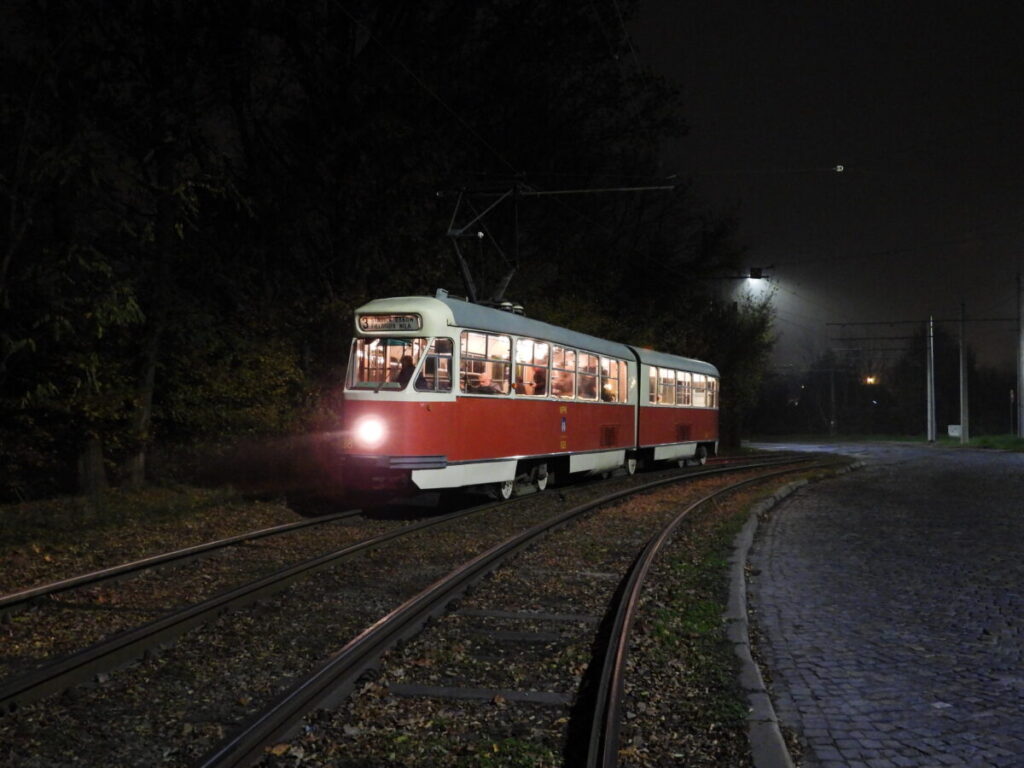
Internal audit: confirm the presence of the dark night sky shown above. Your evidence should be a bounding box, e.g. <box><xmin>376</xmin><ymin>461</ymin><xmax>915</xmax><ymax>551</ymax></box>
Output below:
<box><xmin>631</xmin><ymin>1</ymin><xmax>1024</xmax><ymax>371</ymax></box>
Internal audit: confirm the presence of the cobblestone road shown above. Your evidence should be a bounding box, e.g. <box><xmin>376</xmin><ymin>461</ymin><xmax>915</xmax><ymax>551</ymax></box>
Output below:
<box><xmin>748</xmin><ymin>443</ymin><xmax>1024</xmax><ymax>767</ymax></box>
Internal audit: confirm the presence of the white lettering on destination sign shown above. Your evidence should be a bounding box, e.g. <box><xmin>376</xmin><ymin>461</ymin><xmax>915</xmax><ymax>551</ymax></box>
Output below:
<box><xmin>358</xmin><ymin>314</ymin><xmax>422</xmax><ymax>332</ymax></box>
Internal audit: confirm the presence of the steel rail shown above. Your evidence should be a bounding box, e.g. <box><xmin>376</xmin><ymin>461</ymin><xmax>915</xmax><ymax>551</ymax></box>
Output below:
<box><xmin>0</xmin><ymin>451</ymin><xmax>791</xmax><ymax>619</ymax></box>
<box><xmin>0</xmin><ymin>509</ymin><xmax>363</xmax><ymax>616</ymax></box>
<box><xmin>0</xmin><ymin>457</ymin><xmax>806</xmax><ymax>718</ymax></box>
<box><xmin>586</xmin><ymin>460</ymin><xmax>835</xmax><ymax>768</ymax></box>
<box><xmin>194</xmin><ymin>457</ymin><xmax>816</xmax><ymax>768</ymax></box>
<box><xmin>0</xmin><ymin>501</ymin><xmax>506</xmax><ymax>716</ymax></box>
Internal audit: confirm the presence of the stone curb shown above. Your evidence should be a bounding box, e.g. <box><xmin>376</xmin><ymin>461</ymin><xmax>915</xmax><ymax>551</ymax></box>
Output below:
<box><xmin>726</xmin><ymin>460</ymin><xmax>865</xmax><ymax>768</ymax></box>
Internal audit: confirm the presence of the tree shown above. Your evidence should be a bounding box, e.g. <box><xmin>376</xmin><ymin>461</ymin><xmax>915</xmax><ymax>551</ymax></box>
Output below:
<box><xmin>0</xmin><ymin>0</ymin><xmax>776</xmax><ymax>501</ymax></box>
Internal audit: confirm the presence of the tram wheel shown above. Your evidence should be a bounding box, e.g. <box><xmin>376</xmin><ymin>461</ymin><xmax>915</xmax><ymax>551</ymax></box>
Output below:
<box><xmin>535</xmin><ymin>465</ymin><xmax>549</xmax><ymax>492</ymax></box>
<box><xmin>494</xmin><ymin>479</ymin><xmax>515</xmax><ymax>500</ymax></box>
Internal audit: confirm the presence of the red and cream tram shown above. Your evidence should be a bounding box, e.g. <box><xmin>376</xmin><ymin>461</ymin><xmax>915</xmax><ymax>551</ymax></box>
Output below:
<box><xmin>340</xmin><ymin>290</ymin><xmax>719</xmax><ymax>498</ymax></box>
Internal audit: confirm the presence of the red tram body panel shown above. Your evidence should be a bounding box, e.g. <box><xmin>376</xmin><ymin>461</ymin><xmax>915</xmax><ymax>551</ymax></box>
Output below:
<box><xmin>637</xmin><ymin>407</ymin><xmax>718</xmax><ymax>448</ymax></box>
<box><xmin>342</xmin><ymin>399</ymin><xmax>636</xmax><ymax>463</ymax></box>
<box><xmin>339</xmin><ymin>291</ymin><xmax>719</xmax><ymax>496</ymax></box>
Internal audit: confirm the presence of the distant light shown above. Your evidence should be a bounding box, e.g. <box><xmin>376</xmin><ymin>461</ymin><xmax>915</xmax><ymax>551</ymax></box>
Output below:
<box><xmin>864</xmin><ymin>375</ymin><xmax>879</xmax><ymax>385</ymax></box>
<box><xmin>834</xmin><ymin>164</ymin><xmax>845</xmax><ymax>173</ymax></box>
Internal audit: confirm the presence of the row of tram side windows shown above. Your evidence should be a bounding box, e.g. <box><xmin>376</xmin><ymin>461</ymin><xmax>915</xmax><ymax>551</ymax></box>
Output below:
<box><xmin>467</xmin><ymin>333</ymin><xmax>630</xmax><ymax>403</ymax></box>
<box><xmin>460</xmin><ymin>331</ymin><xmax>512</xmax><ymax>394</ymax></box>
<box><xmin>413</xmin><ymin>338</ymin><xmax>453</xmax><ymax>392</ymax></box>
<box><xmin>515</xmin><ymin>340</ymin><xmax>628</xmax><ymax>402</ymax></box>
<box><xmin>648</xmin><ymin>367</ymin><xmax>719</xmax><ymax>408</ymax></box>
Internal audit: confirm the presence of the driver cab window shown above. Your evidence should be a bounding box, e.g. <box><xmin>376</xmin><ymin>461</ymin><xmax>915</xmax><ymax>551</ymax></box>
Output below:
<box><xmin>414</xmin><ymin>338</ymin><xmax>453</xmax><ymax>392</ymax></box>
<box><xmin>349</xmin><ymin>337</ymin><xmax>428</xmax><ymax>390</ymax></box>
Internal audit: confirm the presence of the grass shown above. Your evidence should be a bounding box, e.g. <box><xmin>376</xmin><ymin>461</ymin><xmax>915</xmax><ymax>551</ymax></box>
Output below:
<box><xmin>383</xmin><ymin>726</ymin><xmax>560</xmax><ymax>767</ymax></box>
<box><xmin>621</xmin><ymin>494</ymin><xmax>758</xmax><ymax>765</ymax></box>
<box><xmin>748</xmin><ymin>432</ymin><xmax>1024</xmax><ymax>452</ymax></box>
<box><xmin>0</xmin><ymin>485</ymin><xmax>239</xmax><ymax>548</ymax></box>
<box><xmin>961</xmin><ymin>433</ymin><xmax>1024</xmax><ymax>451</ymax></box>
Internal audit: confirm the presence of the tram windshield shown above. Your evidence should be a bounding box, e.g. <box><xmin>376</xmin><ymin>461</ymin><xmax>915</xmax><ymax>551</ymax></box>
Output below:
<box><xmin>348</xmin><ymin>337</ymin><xmax>453</xmax><ymax>392</ymax></box>
<box><xmin>349</xmin><ymin>337</ymin><xmax>428</xmax><ymax>390</ymax></box>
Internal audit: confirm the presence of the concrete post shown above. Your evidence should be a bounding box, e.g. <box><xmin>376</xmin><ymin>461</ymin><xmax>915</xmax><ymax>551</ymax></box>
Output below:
<box><xmin>927</xmin><ymin>316</ymin><xmax>936</xmax><ymax>442</ymax></box>
<box><xmin>960</xmin><ymin>302</ymin><xmax>969</xmax><ymax>444</ymax></box>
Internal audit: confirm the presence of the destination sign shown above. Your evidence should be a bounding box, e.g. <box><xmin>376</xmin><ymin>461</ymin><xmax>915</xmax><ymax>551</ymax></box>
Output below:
<box><xmin>358</xmin><ymin>313</ymin><xmax>422</xmax><ymax>332</ymax></box>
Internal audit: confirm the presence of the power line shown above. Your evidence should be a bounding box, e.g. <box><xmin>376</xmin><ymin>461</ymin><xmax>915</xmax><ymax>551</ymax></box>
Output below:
<box><xmin>608</xmin><ymin>0</ymin><xmax>642</xmax><ymax>72</ymax></box>
<box><xmin>827</xmin><ymin>317</ymin><xmax>1014</xmax><ymax>326</ymax></box>
<box><xmin>832</xmin><ymin>336</ymin><xmax>923</xmax><ymax>342</ymax></box>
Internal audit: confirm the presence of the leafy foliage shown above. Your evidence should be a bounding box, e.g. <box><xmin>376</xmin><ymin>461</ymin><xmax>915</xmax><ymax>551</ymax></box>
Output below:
<box><xmin>1</xmin><ymin>0</ymin><xmax>774</xmax><ymax>500</ymax></box>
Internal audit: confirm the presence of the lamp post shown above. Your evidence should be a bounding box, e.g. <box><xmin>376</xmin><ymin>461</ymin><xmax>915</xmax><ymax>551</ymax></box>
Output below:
<box><xmin>959</xmin><ymin>302</ymin><xmax>969</xmax><ymax>444</ymax></box>
<box><xmin>927</xmin><ymin>316</ymin><xmax>936</xmax><ymax>442</ymax></box>
<box><xmin>1018</xmin><ymin>272</ymin><xmax>1023</xmax><ymax>437</ymax></box>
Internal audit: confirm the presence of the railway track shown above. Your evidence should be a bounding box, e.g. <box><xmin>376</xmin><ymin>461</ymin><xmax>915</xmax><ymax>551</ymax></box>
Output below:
<box><xmin>0</xmin><ymin>509</ymin><xmax>364</xmax><ymax>618</ymax></box>
<box><xmin>198</xmin><ymin>459</ymin><xmax>826</xmax><ymax>767</ymax></box>
<box><xmin>0</xmin><ymin>454</ymin><xmax>827</xmax><ymax>766</ymax></box>
<box><xmin>0</xmin><ymin>502</ymin><xmax>507</xmax><ymax>715</ymax></box>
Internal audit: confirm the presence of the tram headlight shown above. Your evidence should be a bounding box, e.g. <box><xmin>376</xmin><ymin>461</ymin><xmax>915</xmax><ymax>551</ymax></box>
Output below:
<box><xmin>353</xmin><ymin>417</ymin><xmax>387</xmax><ymax>449</ymax></box>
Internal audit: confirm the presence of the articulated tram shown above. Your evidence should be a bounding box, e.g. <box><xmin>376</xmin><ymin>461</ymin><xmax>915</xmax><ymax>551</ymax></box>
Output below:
<box><xmin>340</xmin><ymin>290</ymin><xmax>719</xmax><ymax>499</ymax></box>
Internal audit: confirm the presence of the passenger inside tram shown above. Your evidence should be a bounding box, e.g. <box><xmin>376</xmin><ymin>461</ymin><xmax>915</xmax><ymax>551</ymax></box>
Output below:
<box><xmin>470</xmin><ymin>372</ymin><xmax>500</xmax><ymax>394</ymax></box>
<box><xmin>552</xmin><ymin>370</ymin><xmax>574</xmax><ymax>397</ymax></box>
<box><xmin>532</xmin><ymin>368</ymin><xmax>547</xmax><ymax>396</ymax></box>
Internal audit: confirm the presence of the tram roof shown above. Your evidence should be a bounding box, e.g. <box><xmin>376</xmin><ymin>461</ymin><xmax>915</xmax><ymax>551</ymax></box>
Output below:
<box><xmin>628</xmin><ymin>346</ymin><xmax>719</xmax><ymax>377</ymax></box>
<box><xmin>355</xmin><ymin>291</ymin><xmax>718</xmax><ymax>376</ymax></box>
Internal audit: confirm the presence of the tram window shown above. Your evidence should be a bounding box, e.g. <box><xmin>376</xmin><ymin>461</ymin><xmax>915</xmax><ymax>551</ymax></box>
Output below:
<box><xmin>515</xmin><ymin>338</ymin><xmax>550</xmax><ymax>396</ymax></box>
<box><xmin>414</xmin><ymin>338</ymin><xmax>453</xmax><ymax>392</ymax></box>
<box><xmin>618</xmin><ymin>361</ymin><xmax>628</xmax><ymax>402</ymax></box>
<box><xmin>659</xmin><ymin>368</ymin><xmax>676</xmax><ymax>405</ymax></box>
<box><xmin>460</xmin><ymin>331</ymin><xmax>511</xmax><ymax>394</ymax></box>
<box><xmin>599</xmin><ymin>357</ymin><xmax>623</xmax><ymax>402</ymax></box>
<box><xmin>707</xmin><ymin>376</ymin><xmax>718</xmax><ymax>408</ymax></box>
<box><xmin>551</xmin><ymin>346</ymin><xmax>576</xmax><ymax>398</ymax></box>
<box><xmin>649</xmin><ymin>368</ymin><xmax>658</xmax><ymax>403</ymax></box>
<box><xmin>692</xmin><ymin>373</ymin><xmax>707</xmax><ymax>407</ymax></box>
<box><xmin>350</xmin><ymin>337</ymin><xmax>428</xmax><ymax>390</ymax></box>
<box><xmin>676</xmin><ymin>371</ymin><xmax>692</xmax><ymax>406</ymax></box>
<box><xmin>578</xmin><ymin>353</ymin><xmax>599</xmax><ymax>400</ymax></box>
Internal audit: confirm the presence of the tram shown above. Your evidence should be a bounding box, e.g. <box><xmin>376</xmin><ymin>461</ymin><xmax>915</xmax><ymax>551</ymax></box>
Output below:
<box><xmin>340</xmin><ymin>290</ymin><xmax>719</xmax><ymax>498</ymax></box>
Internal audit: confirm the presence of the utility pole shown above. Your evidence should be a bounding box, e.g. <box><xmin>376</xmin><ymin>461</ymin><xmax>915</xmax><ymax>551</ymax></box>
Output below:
<box><xmin>1018</xmin><ymin>272</ymin><xmax>1023</xmax><ymax>437</ymax></box>
<box><xmin>829</xmin><ymin>364</ymin><xmax>837</xmax><ymax>436</ymax></box>
<box><xmin>959</xmin><ymin>301</ymin><xmax>969</xmax><ymax>444</ymax></box>
<box><xmin>927</xmin><ymin>316</ymin><xmax>936</xmax><ymax>442</ymax></box>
